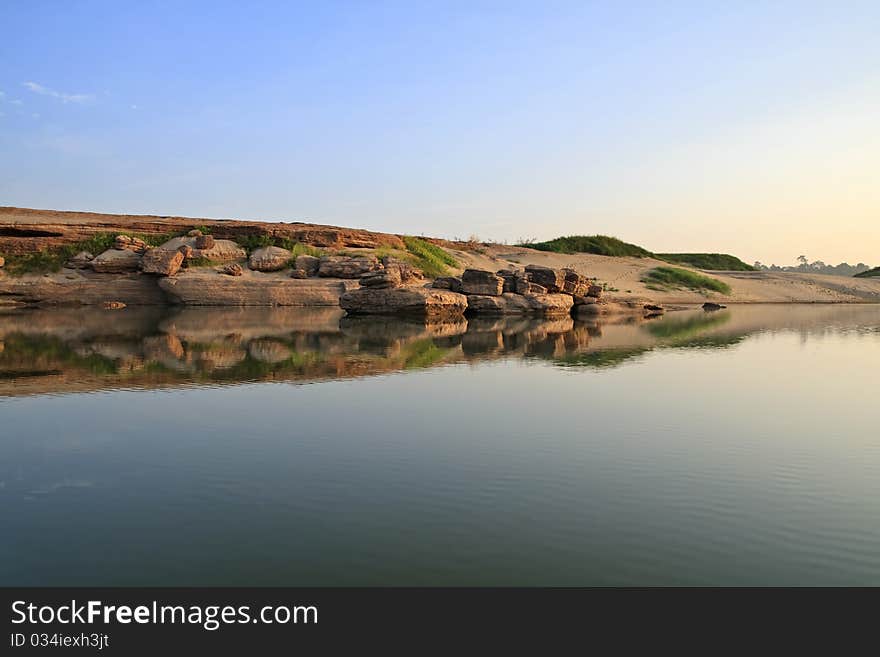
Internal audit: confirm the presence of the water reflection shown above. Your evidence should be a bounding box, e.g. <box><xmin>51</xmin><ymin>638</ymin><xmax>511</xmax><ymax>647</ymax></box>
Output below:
<box><xmin>3</xmin><ymin>303</ymin><xmax>880</xmax><ymax>586</ymax></box>
<box><xmin>1</xmin><ymin>304</ymin><xmax>878</xmax><ymax>397</ymax></box>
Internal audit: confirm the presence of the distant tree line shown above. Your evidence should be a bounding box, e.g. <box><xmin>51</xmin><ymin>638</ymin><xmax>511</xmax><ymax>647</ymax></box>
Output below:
<box><xmin>752</xmin><ymin>255</ymin><xmax>873</xmax><ymax>277</ymax></box>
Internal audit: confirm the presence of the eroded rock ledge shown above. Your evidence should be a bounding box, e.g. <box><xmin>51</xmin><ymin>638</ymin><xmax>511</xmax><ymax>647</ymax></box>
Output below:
<box><xmin>160</xmin><ymin>273</ymin><xmax>356</xmax><ymax>306</ymax></box>
<box><xmin>338</xmin><ymin>264</ymin><xmax>664</xmax><ymax>319</ymax></box>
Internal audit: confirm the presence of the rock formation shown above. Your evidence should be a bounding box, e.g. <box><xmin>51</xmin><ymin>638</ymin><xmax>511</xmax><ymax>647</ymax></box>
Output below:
<box><xmin>160</xmin><ymin>272</ymin><xmax>355</xmax><ymax>306</ymax></box>
<box><xmin>160</xmin><ymin>236</ymin><xmax>246</xmax><ymax>262</ymax></box>
<box><xmin>380</xmin><ymin>256</ymin><xmax>423</xmax><ymax>283</ymax></box>
<box><xmin>318</xmin><ymin>254</ymin><xmax>380</xmax><ymax>278</ymax></box>
<box><xmin>524</xmin><ymin>265</ymin><xmax>565</xmax><ymax>292</ymax></box>
<box><xmin>141</xmin><ymin>248</ymin><xmax>185</xmax><ymax>276</ymax></box>
<box><xmin>340</xmin><ymin>287</ymin><xmax>468</xmax><ymax>317</ymax></box>
<box><xmin>194</xmin><ymin>234</ymin><xmax>214</xmax><ymax>250</ymax></box>
<box><xmin>91</xmin><ymin>248</ymin><xmax>142</xmax><ymax>273</ymax></box>
<box><xmin>0</xmin><ymin>206</ymin><xmax>405</xmax><ymax>255</ymax></box>
<box><xmin>427</xmin><ymin>265</ymin><xmax>602</xmax><ymax>318</ymax></box>
<box><xmin>432</xmin><ymin>276</ymin><xmax>463</xmax><ymax>293</ymax></box>
<box><xmin>114</xmin><ymin>235</ymin><xmax>148</xmax><ymax>253</ymax></box>
<box><xmin>294</xmin><ymin>254</ymin><xmax>320</xmax><ymax>277</ymax></box>
<box><xmin>461</xmin><ymin>269</ymin><xmax>504</xmax><ymax>296</ymax></box>
<box><xmin>466</xmin><ymin>293</ymin><xmax>574</xmax><ymax>316</ymax></box>
<box><xmin>359</xmin><ymin>267</ymin><xmax>402</xmax><ymax>289</ymax></box>
<box><xmin>65</xmin><ymin>251</ymin><xmax>94</xmax><ymax>269</ymax></box>
<box><xmin>248</xmin><ymin>246</ymin><xmax>292</xmax><ymax>272</ymax></box>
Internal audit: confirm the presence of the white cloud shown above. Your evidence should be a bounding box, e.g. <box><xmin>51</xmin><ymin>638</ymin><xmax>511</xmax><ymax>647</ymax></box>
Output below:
<box><xmin>10</xmin><ymin>99</ymin><xmax>23</xmax><ymax>105</ymax></box>
<box><xmin>22</xmin><ymin>81</ymin><xmax>94</xmax><ymax>104</ymax></box>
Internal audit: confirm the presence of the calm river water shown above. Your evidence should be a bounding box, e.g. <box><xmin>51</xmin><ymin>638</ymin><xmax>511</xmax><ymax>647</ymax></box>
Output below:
<box><xmin>1</xmin><ymin>304</ymin><xmax>878</xmax><ymax>585</ymax></box>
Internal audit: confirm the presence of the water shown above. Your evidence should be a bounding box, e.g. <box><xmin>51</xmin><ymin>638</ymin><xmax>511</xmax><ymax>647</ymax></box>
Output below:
<box><xmin>1</xmin><ymin>304</ymin><xmax>879</xmax><ymax>586</ymax></box>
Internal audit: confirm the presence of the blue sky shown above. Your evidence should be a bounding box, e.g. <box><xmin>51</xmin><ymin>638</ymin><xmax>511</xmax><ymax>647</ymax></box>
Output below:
<box><xmin>1</xmin><ymin>1</ymin><xmax>878</xmax><ymax>264</ymax></box>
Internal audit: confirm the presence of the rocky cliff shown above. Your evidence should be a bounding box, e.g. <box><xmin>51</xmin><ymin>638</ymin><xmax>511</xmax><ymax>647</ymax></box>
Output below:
<box><xmin>0</xmin><ymin>206</ymin><xmax>404</xmax><ymax>255</ymax></box>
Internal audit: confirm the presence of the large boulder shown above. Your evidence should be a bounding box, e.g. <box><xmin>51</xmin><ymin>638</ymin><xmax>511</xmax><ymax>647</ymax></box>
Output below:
<box><xmin>318</xmin><ymin>254</ymin><xmax>380</xmax><ymax>278</ymax></box>
<box><xmin>496</xmin><ymin>269</ymin><xmax>519</xmax><ymax>293</ymax></box>
<box><xmin>198</xmin><ymin>239</ymin><xmax>245</xmax><ymax>261</ymax></box>
<box><xmin>432</xmin><ymin>276</ymin><xmax>463</xmax><ymax>293</ymax></box>
<box><xmin>194</xmin><ymin>234</ymin><xmax>214</xmax><ymax>250</ymax></box>
<box><xmin>141</xmin><ymin>248</ymin><xmax>184</xmax><ymax>276</ymax></box>
<box><xmin>467</xmin><ymin>293</ymin><xmax>573</xmax><ymax>316</ymax></box>
<box><xmin>294</xmin><ymin>254</ymin><xmax>320</xmax><ymax>277</ymax></box>
<box><xmin>159</xmin><ymin>236</ymin><xmax>246</xmax><ymax>262</ymax></box>
<box><xmin>380</xmin><ymin>256</ymin><xmax>423</xmax><ymax>283</ymax></box>
<box><xmin>524</xmin><ymin>265</ymin><xmax>564</xmax><ymax>292</ymax></box>
<box><xmin>114</xmin><ymin>235</ymin><xmax>148</xmax><ymax>253</ymax></box>
<box><xmin>340</xmin><ymin>287</ymin><xmax>468</xmax><ymax>317</ymax></box>
<box><xmin>359</xmin><ymin>267</ymin><xmax>402</xmax><ymax>289</ymax></box>
<box><xmin>249</xmin><ymin>246</ymin><xmax>292</xmax><ymax>272</ymax></box>
<box><xmin>65</xmin><ymin>251</ymin><xmax>94</xmax><ymax>269</ymax></box>
<box><xmin>91</xmin><ymin>248</ymin><xmax>142</xmax><ymax>273</ymax></box>
<box><xmin>461</xmin><ymin>269</ymin><xmax>504</xmax><ymax>296</ymax></box>
<box><xmin>515</xmin><ymin>279</ymin><xmax>547</xmax><ymax>295</ymax></box>
<box><xmin>561</xmin><ymin>268</ymin><xmax>589</xmax><ymax>296</ymax></box>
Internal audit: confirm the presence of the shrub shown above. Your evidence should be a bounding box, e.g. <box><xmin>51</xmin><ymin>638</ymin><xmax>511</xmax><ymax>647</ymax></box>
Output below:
<box><xmin>657</xmin><ymin>253</ymin><xmax>755</xmax><ymax>271</ymax></box>
<box><xmin>525</xmin><ymin>235</ymin><xmax>652</xmax><ymax>257</ymax></box>
<box><xmin>854</xmin><ymin>266</ymin><xmax>880</xmax><ymax>278</ymax></box>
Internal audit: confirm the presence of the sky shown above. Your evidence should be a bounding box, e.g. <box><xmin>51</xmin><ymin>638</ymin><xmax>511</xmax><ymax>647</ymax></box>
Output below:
<box><xmin>1</xmin><ymin>1</ymin><xmax>878</xmax><ymax>266</ymax></box>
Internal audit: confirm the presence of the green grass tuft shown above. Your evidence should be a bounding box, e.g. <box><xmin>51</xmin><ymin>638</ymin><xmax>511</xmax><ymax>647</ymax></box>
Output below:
<box><xmin>235</xmin><ymin>234</ymin><xmax>323</xmax><ymax>259</ymax></box>
<box><xmin>657</xmin><ymin>253</ymin><xmax>755</xmax><ymax>271</ymax></box>
<box><xmin>525</xmin><ymin>235</ymin><xmax>652</xmax><ymax>257</ymax></box>
<box><xmin>641</xmin><ymin>266</ymin><xmax>731</xmax><ymax>295</ymax></box>
<box><xmin>401</xmin><ymin>236</ymin><xmax>459</xmax><ymax>278</ymax></box>
<box><xmin>4</xmin><ymin>233</ymin><xmax>117</xmax><ymax>275</ymax></box>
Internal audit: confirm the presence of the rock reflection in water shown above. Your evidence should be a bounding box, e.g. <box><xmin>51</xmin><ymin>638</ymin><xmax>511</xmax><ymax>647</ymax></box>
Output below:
<box><xmin>1</xmin><ymin>303</ymin><xmax>878</xmax><ymax>397</ymax></box>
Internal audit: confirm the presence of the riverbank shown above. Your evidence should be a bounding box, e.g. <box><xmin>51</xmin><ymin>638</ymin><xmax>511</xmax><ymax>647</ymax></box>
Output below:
<box><xmin>2</xmin><ymin>206</ymin><xmax>879</xmax><ymax>308</ymax></box>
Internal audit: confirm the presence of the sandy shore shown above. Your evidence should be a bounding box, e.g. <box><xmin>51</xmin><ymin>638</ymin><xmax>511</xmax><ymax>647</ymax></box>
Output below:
<box><xmin>449</xmin><ymin>245</ymin><xmax>880</xmax><ymax>305</ymax></box>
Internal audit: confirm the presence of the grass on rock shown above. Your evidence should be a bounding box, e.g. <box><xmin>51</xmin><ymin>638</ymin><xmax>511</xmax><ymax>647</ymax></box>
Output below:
<box><xmin>401</xmin><ymin>236</ymin><xmax>459</xmax><ymax>278</ymax></box>
<box><xmin>234</xmin><ymin>234</ymin><xmax>323</xmax><ymax>260</ymax></box>
<box><xmin>3</xmin><ymin>230</ymin><xmax>188</xmax><ymax>276</ymax></box>
<box><xmin>4</xmin><ymin>233</ymin><xmax>116</xmax><ymax>275</ymax></box>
